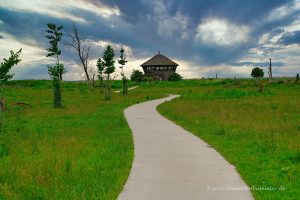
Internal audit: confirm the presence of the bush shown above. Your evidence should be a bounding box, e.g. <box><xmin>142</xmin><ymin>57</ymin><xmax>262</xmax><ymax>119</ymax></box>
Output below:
<box><xmin>251</xmin><ymin>67</ymin><xmax>264</xmax><ymax>79</ymax></box>
<box><xmin>130</xmin><ymin>70</ymin><xmax>143</xmax><ymax>82</ymax></box>
<box><xmin>142</xmin><ymin>76</ymin><xmax>153</xmax><ymax>83</ymax></box>
<box><xmin>277</xmin><ymin>80</ymin><xmax>284</xmax><ymax>84</ymax></box>
<box><xmin>169</xmin><ymin>73</ymin><xmax>183</xmax><ymax>81</ymax></box>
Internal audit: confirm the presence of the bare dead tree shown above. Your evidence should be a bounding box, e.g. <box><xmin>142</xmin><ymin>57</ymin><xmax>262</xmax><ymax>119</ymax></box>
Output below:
<box><xmin>66</xmin><ymin>24</ymin><xmax>91</xmax><ymax>82</ymax></box>
<box><xmin>112</xmin><ymin>74</ymin><xmax>118</xmax><ymax>80</ymax></box>
<box><xmin>88</xmin><ymin>67</ymin><xmax>97</xmax><ymax>87</ymax></box>
<box><xmin>268</xmin><ymin>58</ymin><xmax>272</xmax><ymax>83</ymax></box>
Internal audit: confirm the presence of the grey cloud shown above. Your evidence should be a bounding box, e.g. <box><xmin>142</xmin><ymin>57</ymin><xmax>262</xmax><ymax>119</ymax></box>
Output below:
<box><xmin>1</xmin><ymin>0</ymin><xmax>299</xmax><ymax>80</ymax></box>
<box><xmin>279</xmin><ymin>31</ymin><xmax>300</xmax><ymax>45</ymax></box>
<box><xmin>228</xmin><ymin>61</ymin><xmax>285</xmax><ymax>67</ymax></box>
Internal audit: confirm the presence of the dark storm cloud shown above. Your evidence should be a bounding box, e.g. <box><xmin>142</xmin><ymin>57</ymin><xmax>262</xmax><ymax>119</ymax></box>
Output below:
<box><xmin>193</xmin><ymin>42</ymin><xmax>253</xmax><ymax>65</ymax></box>
<box><xmin>90</xmin><ymin>0</ymin><xmax>152</xmax><ymax>23</ymax></box>
<box><xmin>0</xmin><ymin>8</ymin><xmax>69</xmax><ymax>46</ymax></box>
<box><xmin>0</xmin><ymin>5</ymin><xmax>158</xmax><ymax>59</ymax></box>
<box><xmin>103</xmin><ymin>0</ymin><xmax>296</xmax><ymax>64</ymax></box>
<box><xmin>1</xmin><ymin>0</ymin><xmax>299</xmax><ymax>80</ymax></box>
<box><xmin>279</xmin><ymin>31</ymin><xmax>300</xmax><ymax>45</ymax></box>
<box><xmin>99</xmin><ymin>0</ymin><xmax>290</xmax><ymax>25</ymax></box>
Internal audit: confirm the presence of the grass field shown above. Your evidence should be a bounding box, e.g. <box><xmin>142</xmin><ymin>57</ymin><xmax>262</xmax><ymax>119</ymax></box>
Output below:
<box><xmin>0</xmin><ymin>80</ymin><xmax>164</xmax><ymax>200</ymax></box>
<box><xmin>0</xmin><ymin>78</ymin><xmax>299</xmax><ymax>199</ymax></box>
<box><xmin>157</xmin><ymin>78</ymin><xmax>300</xmax><ymax>200</ymax></box>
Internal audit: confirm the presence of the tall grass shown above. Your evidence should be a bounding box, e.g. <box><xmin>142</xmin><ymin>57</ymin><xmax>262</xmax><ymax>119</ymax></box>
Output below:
<box><xmin>0</xmin><ymin>80</ymin><xmax>164</xmax><ymax>199</ymax></box>
<box><xmin>1</xmin><ymin>78</ymin><xmax>299</xmax><ymax>199</ymax></box>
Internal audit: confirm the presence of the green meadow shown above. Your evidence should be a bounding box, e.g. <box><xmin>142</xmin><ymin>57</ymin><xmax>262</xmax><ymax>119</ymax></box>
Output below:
<box><xmin>0</xmin><ymin>80</ymin><xmax>164</xmax><ymax>200</ymax></box>
<box><xmin>157</xmin><ymin>79</ymin><xmax>300</xmax><ymax>200</ymax></box>
<box><xmin>0</xmin><ymin>78</ymin><xmax>299</xmax><ymax>199</ymax></box>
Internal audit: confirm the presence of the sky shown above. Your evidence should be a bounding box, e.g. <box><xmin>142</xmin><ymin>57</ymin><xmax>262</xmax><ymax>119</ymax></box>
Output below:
<box><xmin>0</xmin><ymin>0</ymin><xmax>300</xmax><ymax>80</ymax></box>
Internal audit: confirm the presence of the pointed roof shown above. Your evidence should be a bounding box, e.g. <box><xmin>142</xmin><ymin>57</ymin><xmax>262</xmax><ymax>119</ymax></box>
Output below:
<box><xmin>141</xmin><ymin>52</ymin><xmax>178</xmax><ymax>67</ymax></box>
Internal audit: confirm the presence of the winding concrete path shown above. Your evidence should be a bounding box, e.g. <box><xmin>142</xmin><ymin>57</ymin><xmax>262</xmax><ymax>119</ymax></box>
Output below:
<box><xmin>114</xmin><ymin>86</ymin><xmax>140</xmax><ymax>93</ymax></box>
<box><xmin>118</xmin><ymin>95</ymin><xmax>253</xmax><ymax>200</ymax></box>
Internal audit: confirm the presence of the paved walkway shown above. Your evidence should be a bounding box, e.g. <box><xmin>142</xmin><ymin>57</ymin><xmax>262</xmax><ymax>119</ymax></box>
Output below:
<box><xmin>114</xmin><ymin>86</ymin><xmax>140</xmax><ymax>93</ymax></box>
<box><xmin>118</xmin><ymin>95</ymin><xmax>253</xmax><ymax>200</ymax></box>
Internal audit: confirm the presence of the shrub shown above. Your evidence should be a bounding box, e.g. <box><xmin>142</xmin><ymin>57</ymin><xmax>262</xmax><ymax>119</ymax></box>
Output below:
<box><xmin>284</xmin><ymin>79</ymin><xmax>292</xmax><ymax>85</ymax></box>
<box><xmin>130</xmin><ymin>70</ymin><xmax>144</xmax><ymax>82</ymax></box>
<box><xmin>277</xmin><ymin>80</ymin><xmax>284</xmax><ymax>84</ymax></box>
<box><xmin>169</xmin><ymin>73</ymin><xmax>183</xmax><ymax>81</ymax></box>
<box><xmin>142</xmin><ymin>76</ymin><xmax>153</xmax><ymax>83</ymax></box>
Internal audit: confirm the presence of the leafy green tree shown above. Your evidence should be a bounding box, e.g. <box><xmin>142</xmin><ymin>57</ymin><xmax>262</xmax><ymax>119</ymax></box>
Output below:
<box><xmin>251</xmin><ymin>67</ymin><xmax>264</xmax><ymax>80</ymax></box>
<box><xmin>0</xmin><ymin>49</ymin><xmax>22</xmax><ymax>83</ymax></box>
<box><xmin>46</xmin><ymin>23</ymin><xmax>65</xmax><ymax>108</ymax></box>
<box><xmin>251</xmin><ymin>67</ymin><xmax>264</xmax><ymax>93</ymax></box>
<box><xmin>130</xmin><ymin>70</ymin><xmax>143</xmax><ymax>83</ymax></box>
<box><xmin>169</xmin><ymin>73</ymin><xmax>183</xmax><ymax>81</ymax></box>
<box><xmin>101</xmin><ymin>45</ymin><xmax>116</xmax><ymax>100</ymax></box>
<box><xmin>118</xmin><ymin>48</ymin><xmax>128</xmax><ymax>95</ymax></box>
<box><xmin>97</xmin><ymin>58</ymin><xmax>105</xmax><ymax>89</ymax></box>
<box><xmin>0</xmin><ymin>49</ymin><xmax>21</xmax><ymax>132</ymax></box>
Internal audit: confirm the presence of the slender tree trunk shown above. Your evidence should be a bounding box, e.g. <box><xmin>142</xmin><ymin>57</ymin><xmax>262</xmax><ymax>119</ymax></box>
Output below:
<box><xmin>122</xmin><ymin>77</ymin><xmax>126</xmax><ymax>95</ymax></box>
<box><xmin>100</xmin><ymin>77</ymin><xmax>103</xmax><ymax>88</ymax></box>
<box><xmin>121</xmin><ymin>68</ymin><xmax>125</xmax><ymax>95</ymax></box>
<box><xmin>85</xmin><ymin>70</ymin><xmax>90</xmax><ymax>81</ymax></box>
<box><xmin>54</xmin><ymin>53</ymin><xmax>63</xmax><ymax>106</ymax></box>
<box><xmin>105</xmin><ymin>74</ymin><xmax>111</xmax><ymax>100</ymax></box>
<box><xmin>125</xmin><ymin>78</ymin><xmax>128</xmax><ymax>94</ymax></box>
<box><xmin>92</xmin><ymin>73</ymin><xmax>95</xmax><ymax>87</ymax></box>
<box><xmin>268</xmin><ymin>58</ymin><xmax>272</xmax><ymax>83</ymax></box>
<box><xmin>78</xmin><ymin>50</ymin><xmax>90</xmax><ymax>81</ymax></box>
<box><xmin>99</xmin><ymin>75</ymin><xmax>104</xmax><ymax>93</ymax></box>
<box><xmin>121</xmin><ymin>67</ymin><xmax>128</xmax><ymax>95</ymax></box>
<box><xmin>53</xmin><ymin>77</ymin><xmax>62</xmax><ymax>108</ymax></box>
<box><xmin>108</xmin><ymin>75</ymin><xmax>111</xmax><ymax>99</ymax></box>
<box><xmin>256</xmin><ymin>78</ymin><xmax>263</xmax><ymax>93</ymax></box>
<box><xmin>56</xmin><ymin>54</ymin><xmax>63</xmax><ymax>81</ymax></box>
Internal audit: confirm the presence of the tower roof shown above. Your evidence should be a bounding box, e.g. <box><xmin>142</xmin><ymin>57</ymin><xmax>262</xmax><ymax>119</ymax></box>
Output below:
<box><xmin>141</xmin><ymin>53</ymin><xmax>178</xmax><ymax>67</ymax></box>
